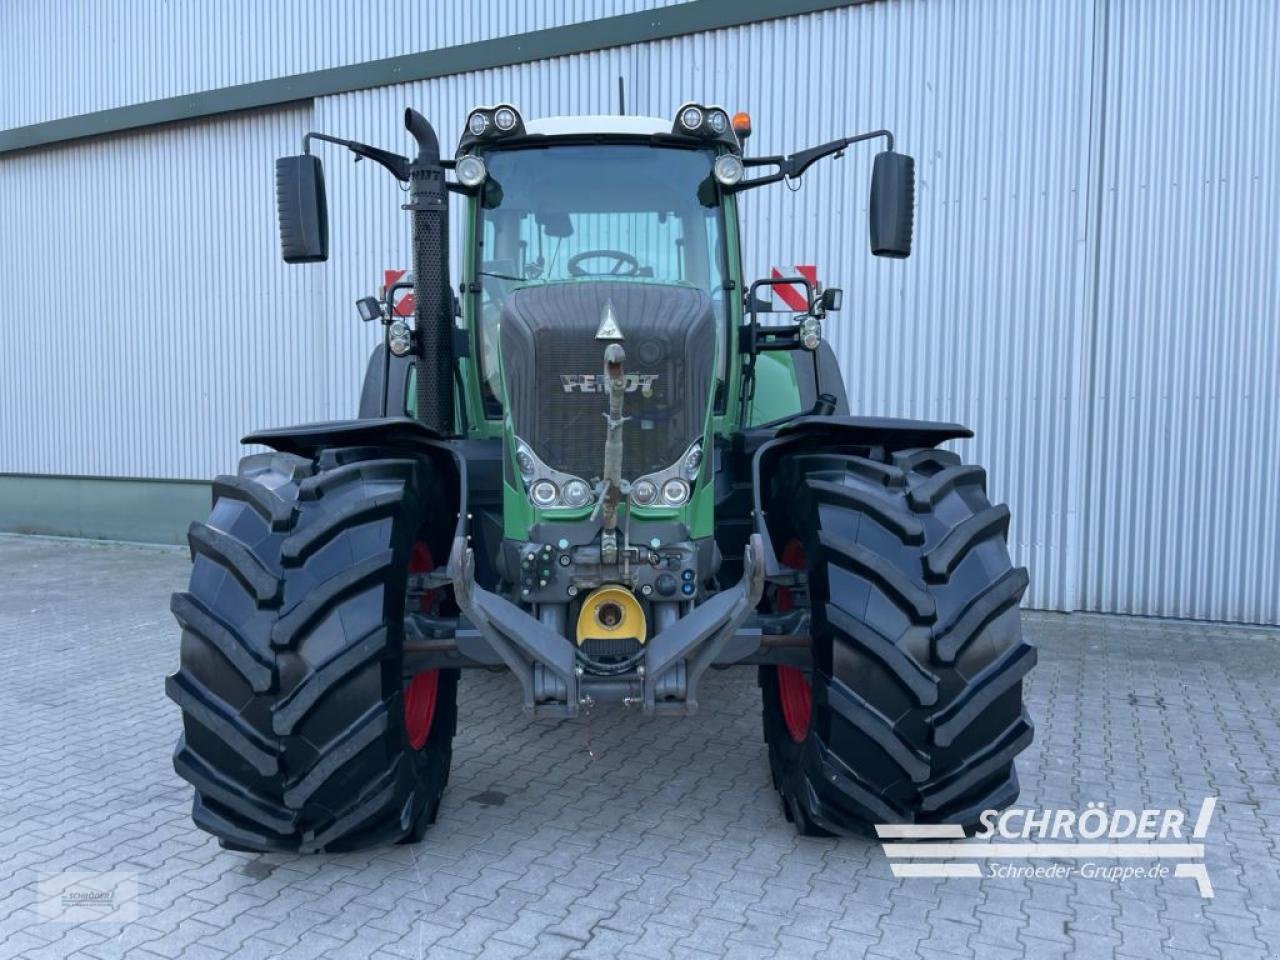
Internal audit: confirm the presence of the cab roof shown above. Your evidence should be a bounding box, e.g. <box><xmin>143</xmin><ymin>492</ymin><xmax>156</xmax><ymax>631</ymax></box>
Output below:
<box><xmin>522</xmin><ymin>115</ymin><xmax>671</xmax><ymax>137</ymax></box>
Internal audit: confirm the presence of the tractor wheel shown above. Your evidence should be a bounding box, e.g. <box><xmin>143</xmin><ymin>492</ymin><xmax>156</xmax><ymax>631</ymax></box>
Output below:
<box><xmin>760</xmin><ymin>446</ymin><xmax>1035</xmax><ymax>833</ymax></box>
<box><xmin>166</xmin><ymin>447</ymin><xmax>458</xmax><ymax>852</ymax></box>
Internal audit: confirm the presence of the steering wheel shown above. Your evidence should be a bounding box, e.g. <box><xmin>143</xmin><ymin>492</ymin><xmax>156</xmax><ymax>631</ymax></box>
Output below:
<box><xmin>567</xmin><ymin>249</ymin><xmax>642</xmax><ymax>277</ymax></box>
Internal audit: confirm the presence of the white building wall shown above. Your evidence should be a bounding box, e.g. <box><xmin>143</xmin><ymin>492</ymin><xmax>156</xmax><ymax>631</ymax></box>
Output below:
<box><xmin>0</xmin><ymin>0</ymin><xmax>682</xmax><ymax>129</ymax></box>
<box><xmin>0</xmin><ymin>105</ymin><xmax>320</xmax><ymax>478</ymax></box>
<box><xmin>1083</xmin><ymin>0</ymin><xmax>1280</xmax><ymax>622</ymax></box>
<box><xmin>0</xmin><ymin>0</ymin><xmax>1276</xmax><ymax>623</ymax></box>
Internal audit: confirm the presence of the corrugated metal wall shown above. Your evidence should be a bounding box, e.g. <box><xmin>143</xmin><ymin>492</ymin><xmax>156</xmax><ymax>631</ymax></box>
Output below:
<box><xmin>0</xmin><ymin>0</ymin><xmax>681</xmax><ymax>129</ymax></box>
<box><xmin>1084</xmin><ymin>0</ymin><xmax>1280</xmax><ymax>622</ymax></box>
<box><xmin>0</xmin><ymin>0</ymin><xmax>1275</xmax><ymax>622</ymax></box>
<box><xmin>0</xmin><ymin>105</ymin><xmax>321</xmax><ymax>478</ymax></box>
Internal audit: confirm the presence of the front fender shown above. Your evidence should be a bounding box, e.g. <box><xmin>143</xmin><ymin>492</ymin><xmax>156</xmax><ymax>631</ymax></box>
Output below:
<box><xmin>244</xmin><ymin>417</ymin><xmax>468</xmax><ymax>545</ymax></box>
<box><xmin>243</xmin><ymin>416</ymin><xmax>446</xmax><ymax>456</ymax></box>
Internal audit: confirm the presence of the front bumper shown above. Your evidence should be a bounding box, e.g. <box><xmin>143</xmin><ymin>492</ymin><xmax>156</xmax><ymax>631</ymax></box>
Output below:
<box><xmin>426</xmin><ymin>534</ymin><xmax>769</xmax><ymax>717</ymax></box>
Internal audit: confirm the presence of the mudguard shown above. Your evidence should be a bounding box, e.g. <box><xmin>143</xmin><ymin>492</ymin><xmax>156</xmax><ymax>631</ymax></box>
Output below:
<box><xmin>750</xmin><ymin>415</ymin><xmax>973</xmax><ymax>578</ymax></box>
<box><xmin>243</xmin><ymin>416</ymin><xmax>468</xmax><ymax>545</ymax></box>
<box><xmin>358</xmin><ymin>344</ymin><xmax>413</xmax><ymax>419</ymax></box>
<box><xmin>244</xmin><ymin>415</ymin><xmax>446</xmax><ymax>455</ymax></box>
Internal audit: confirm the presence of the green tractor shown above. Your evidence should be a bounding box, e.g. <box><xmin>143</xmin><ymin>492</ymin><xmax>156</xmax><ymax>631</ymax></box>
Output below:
<box><xmin>167</xmin><ymin>103</ymin><xmax>1035</xmax><ymax>851</ymax></box>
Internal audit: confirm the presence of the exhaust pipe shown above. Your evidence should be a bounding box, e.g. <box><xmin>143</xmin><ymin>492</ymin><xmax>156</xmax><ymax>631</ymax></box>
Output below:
<box><xmin>404</xmin><ymin>108</ymin><xmax>454</xmax><ymax>434</ymax></box>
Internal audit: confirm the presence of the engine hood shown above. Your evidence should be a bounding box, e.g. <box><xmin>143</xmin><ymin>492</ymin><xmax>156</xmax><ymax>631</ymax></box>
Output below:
<box><xmin>499</xmin><ymin>280</ymin><xmax>717</xmax><ymax>484</ymax></box>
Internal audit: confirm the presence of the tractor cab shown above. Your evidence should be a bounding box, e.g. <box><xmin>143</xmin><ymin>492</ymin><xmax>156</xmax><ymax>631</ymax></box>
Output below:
<box><xmin>454</xmin><ymin>108</ymin><xmax>743</xmax><ymax>537</ymax></box>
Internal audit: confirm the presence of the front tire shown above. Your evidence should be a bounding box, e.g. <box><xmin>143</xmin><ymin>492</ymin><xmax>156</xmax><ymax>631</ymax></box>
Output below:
<box><xmin>166</xmin><ymin>447</ymin><xmax>458</xmax><ymax>852</ymax></box>
<box><xmin>761</xmin><ymin>446</ymin><xmax>1035</xmax><ymax>833</ymax></box>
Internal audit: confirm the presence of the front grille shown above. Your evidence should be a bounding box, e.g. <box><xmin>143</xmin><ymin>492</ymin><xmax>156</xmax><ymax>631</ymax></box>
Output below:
<box><xmin>501</xmin><ymin>281</ymin><xmax>716</xmax><ymax>481</ymax></box>
<box><xmin>582</xmin><ymin>637</ymin><xmax>642</xmax><ymax>659</ymax></box>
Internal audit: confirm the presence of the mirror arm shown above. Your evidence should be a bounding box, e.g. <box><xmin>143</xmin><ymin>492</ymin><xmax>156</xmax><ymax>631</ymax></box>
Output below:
<box><xmin>733</xmin><ymin>129</ymin><xmax>895</xmax><ymax>191</ymax></box>
<box><xmin>303</xmin><ymin>131</ymin><xmax>412</xmax><ymax>182</ymax></box>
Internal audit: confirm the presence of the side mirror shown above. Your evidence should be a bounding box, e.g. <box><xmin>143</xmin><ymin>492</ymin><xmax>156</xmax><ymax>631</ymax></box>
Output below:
<box><xmin>819</xmin><ymin>287</ymin><xmax>843</xmax><ymax>312</ymax></box>
<box><xmin>869</xmin><ymin>151</ymin><xmax>915</xmax><ymax>259</ymax></box>
<box><xmin>275</xmin><ymin>155</ymin><xmax>328</xmax><ymax>263</ymax></box>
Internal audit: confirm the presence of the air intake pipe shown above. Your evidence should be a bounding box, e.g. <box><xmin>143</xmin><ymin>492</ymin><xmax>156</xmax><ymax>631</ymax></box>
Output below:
<box><xmin>404</xmin><ymin>108</ymin><xmax>454</xmax><ymax>434</ymax></box>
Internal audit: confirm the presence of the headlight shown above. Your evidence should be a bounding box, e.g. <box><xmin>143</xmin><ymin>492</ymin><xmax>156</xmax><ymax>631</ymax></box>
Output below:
<box><xmin>706</xmin><ymin>109</ymin><xmax>729</xmax><ymax>134</ymax></box>
<box><xmin>561</xmin><ymin>479</ymin><xmax>592</xmax><ymax>508</ymax></box>
<box><xmin>661</xmin><ymin>478</ymin><xmax>690</xmax><ymax>506</ymax></box>
<box><xmin>515</xmin><ymin>445</ymin><xmax>536</xmax><ymax>479</ymax></box>
<box><xmin>388</xmin><ymin>320</ymin><xmax>412</xmax><ymax>356</ymax></box>
<box><xmin>682</xmin><ymin>444</ymin><xmax>703</xmax><ymax>480</ymax></box>
<box><xmin>493</xmin><ymin>106</ymin><xmax>518</xmax><ymax>131</ymax></box>
<box><xmin>530</xmin><ymin>480</ymin><xmax>558</xmax><ymax>507</ymax></box>
<box><xmin>455</xmin><ymin>155</ymin><xmax>487</xmax><ymax>187</ymax></box>
<box><xmin>679</xmin><ymin>105</ymin><xmax>703</xmax><ymax>130</ymax></box>
<box><xmin>632</xmin><ymin>479</ymin><xmax>658</xmax><ymax>506</ymax></box>
<box><xmin>713</xmin><ymin>154</ymin><xmax>744</xmax><ymax>187</ymax></box>
<box><xmin>467</xmin><ymin>111</ymin><xmax>489</xmax><ymax>136</ymax></box>
<box><xmin>799</xmin><ymin>316</ymin><xmax>822</xmax><ymax>351</ymax></box>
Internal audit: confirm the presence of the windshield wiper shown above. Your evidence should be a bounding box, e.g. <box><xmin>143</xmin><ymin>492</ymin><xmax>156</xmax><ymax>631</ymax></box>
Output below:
<box><xmin>477</xmin><ymin>270</ymin><xmax>526</xmax><ymax>282</ymax></box>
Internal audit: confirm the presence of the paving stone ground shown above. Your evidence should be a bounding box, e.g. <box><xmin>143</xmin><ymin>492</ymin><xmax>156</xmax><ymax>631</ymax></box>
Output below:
<box><xmin>0</xmin><ymin>534</ymin><xmax>1278</xmax><ymax>959</ymax></box>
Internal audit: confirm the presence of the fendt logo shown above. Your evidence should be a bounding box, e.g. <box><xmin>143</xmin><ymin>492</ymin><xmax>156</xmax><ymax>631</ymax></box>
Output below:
<box><xmin>561</xmin><ymin>374</ymin><xmax>658</xmax><ymax>397</ymax></box>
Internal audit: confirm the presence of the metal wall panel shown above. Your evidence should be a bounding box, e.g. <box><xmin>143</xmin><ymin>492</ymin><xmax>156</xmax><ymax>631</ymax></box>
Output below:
<box><xmin>0</xmin><ymin>0</ymin><xmax>681</xmax><ymax>129</ymax></box>
<box><xmin>1085</xmin><ymin>0</ymin><xmax>1280</xmax><ymax>623</ymax></box>
<box><xmin>0</xmin><ymin>104</ymin><xmax>320</xmax><ymax>479</ymax></box>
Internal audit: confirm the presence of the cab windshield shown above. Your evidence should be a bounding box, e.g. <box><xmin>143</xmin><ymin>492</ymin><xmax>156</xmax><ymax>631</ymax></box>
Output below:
<box><xmin>473</xmin><ymin>143</ymin><xmax>729</xmax><ymax>412</ymax></box>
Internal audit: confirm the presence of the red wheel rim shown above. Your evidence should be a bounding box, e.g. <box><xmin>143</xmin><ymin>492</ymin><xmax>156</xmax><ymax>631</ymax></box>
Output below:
<box><xmin>404</xmin><ymin>669</ymin><xmax>439</xmax><ymax>750</ymax></box>
<box><xmin>776</xmin><ymin>665</ymin><xmax>812</xmax><ymax>743</ymax></box>
<box><xmin>405</xmin><ymin>541</ymin><xmax>439</xmax><ymax>750</ymax></box>
<box><xmin>775</xmin><ymin>538</ymin><xmax>811</xmax><ymax>742</ymax></box>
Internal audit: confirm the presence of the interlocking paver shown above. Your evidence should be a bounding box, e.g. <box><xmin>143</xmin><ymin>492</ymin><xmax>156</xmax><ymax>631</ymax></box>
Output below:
<box><xmin>2</xmin><ymin>535</ymin><xmax>1280</xmax><ymax>959</ymax></box>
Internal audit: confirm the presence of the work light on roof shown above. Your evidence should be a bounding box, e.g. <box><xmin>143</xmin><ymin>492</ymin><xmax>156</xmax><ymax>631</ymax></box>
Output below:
<box><xmin>494</xmin><ymin>106</ymin><xmax>518</xmax><ymax>131</ymax></box>
<box><xmin>467</xmin><ymin>111</ymin><xmax>489</xmax><ymax>137</ymax></box>
<box><xmin>672</xmin><ymin>103</ymin><xmax>741</xmax><ymax>149</ymax></box>
<box><xmin>679</xmin><ymin>105</ymin><xmax>704</xmax><ymax>130</ymax></box>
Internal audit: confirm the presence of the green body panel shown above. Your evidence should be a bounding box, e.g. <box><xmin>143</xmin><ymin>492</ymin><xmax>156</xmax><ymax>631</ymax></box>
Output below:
<box><xmin>461</xmin><ymin>207</ymin><xmax>504</xmax><ymax>439</ymax></box>
<box><xmin>749</xmin><ymin>353</ymin><xmax>804</xmax><ymax>425</ymax></box>
<box><xmin>501</xmin><ymin>477</ymin><xmax>538</xmax><ymax>535</ymax></box>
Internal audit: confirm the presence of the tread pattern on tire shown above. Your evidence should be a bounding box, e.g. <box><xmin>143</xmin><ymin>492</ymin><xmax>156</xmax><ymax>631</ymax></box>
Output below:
<box><xmin>762</xmin><ymin>445</ymin><xmax>1035</xmax><ymax>833</ymax></box>
<box><xmin>167</xmin><ymin>449</ymin><xmax>458</xmax><ymax>852</ymax></box>
<box><xmin>170</xmin><ymin>592</ymin><xmax>274</xmax><ymax>693</ymax></box>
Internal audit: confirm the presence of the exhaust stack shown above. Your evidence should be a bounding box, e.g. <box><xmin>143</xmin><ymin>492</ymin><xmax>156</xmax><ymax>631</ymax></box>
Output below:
<box><xmin>404</xmin><ymin>108</ymin><xmax>455</xmax><ymax>434</ymax></box>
